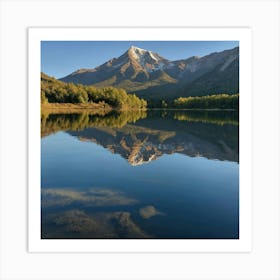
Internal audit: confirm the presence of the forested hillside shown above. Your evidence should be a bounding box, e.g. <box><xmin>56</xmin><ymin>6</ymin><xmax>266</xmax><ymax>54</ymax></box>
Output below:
<box><xmin>41</xmin><ymin>73</ymin><xmax>147</xmax><ymax>111</ymax></box>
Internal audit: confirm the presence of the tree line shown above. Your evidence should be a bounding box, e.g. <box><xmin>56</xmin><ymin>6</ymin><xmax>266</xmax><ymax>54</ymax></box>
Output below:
<box><xmin>42</xmin><ymin>73</ymin><xmax>238</xmax><ymax>110</ymax></box>
<box><xmin>148</xmin><ymin>94</ymin><xmax>239</xmax><ymax>109</ymax></box>
<box><xmin>41</xmin><ymin>73</ymin><xmax>147</xmax><ymax>111</ymax></box>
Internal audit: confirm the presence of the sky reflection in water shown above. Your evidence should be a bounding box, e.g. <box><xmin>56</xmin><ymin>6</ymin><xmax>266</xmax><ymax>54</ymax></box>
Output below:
<box><xmin>41</xmin><ymin>110</ymin><xmax>239</xmax><ymax>239</ymax></box>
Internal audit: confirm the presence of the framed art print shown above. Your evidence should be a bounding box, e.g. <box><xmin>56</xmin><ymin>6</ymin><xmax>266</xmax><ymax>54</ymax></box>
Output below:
<box><xmin>28</xmin><ymin>27</ymin><xmax>252</xmax><ymax>253</ymax></box>
<box><xmin>2</xmin><ymin>0</ymin><xmax>280</xmax><ymax>279</ymax></box>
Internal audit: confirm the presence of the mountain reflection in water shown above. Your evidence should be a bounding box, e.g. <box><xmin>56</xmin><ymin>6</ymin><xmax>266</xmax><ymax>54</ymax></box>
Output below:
<box><xmin>41</xmin><ymin>110</ymin><xmax>238</xmax><ymax>165</ymax></box>
<box><xmin>41</xmin><ymin>109</ymin><xmax>239</xmax><ymax>239</ymax></box>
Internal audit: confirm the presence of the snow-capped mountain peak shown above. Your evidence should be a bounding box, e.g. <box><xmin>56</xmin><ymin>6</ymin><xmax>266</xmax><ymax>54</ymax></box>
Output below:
<box><xmin>129</xmin><ymin>45</ymin><xmax>157</xmax><ymax>59</ymax></box>
<box><xmin>129</xmin><ymin>45</ymin><xmax>146</xmax><ymax>53</ymax></box>
<box><xmin>60</xmin><ymin>46</ymin><xmax>239</xmax><ymax>98</ymax></box>
<box><xmin>127</xmin><ymin>45</ymin><xmax>170</xmax><ymax>72</ymax></box>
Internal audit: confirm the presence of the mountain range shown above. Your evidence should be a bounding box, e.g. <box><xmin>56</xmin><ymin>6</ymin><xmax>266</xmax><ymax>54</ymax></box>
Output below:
<box><xmin>60</xmin><ymin>45</ymin><xmax>239</xmax><ymax>99</ymax></box>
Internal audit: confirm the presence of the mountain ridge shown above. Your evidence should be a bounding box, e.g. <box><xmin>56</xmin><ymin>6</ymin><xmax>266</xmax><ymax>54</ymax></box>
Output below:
<box><xmin>60</xmin><ymin>46</ymin><xmax>239</xmax><ymax>99</ymax></box>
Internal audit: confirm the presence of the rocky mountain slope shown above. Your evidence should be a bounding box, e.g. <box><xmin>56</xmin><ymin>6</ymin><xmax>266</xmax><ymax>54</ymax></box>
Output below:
<box><xmin>60</xmin><ymin>46</ymin><xmax>239</xmax><ymax>99</ymax></box>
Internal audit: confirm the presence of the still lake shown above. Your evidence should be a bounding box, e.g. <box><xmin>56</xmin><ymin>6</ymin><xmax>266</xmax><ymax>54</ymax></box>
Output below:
<box><xmin>41</xmin><ymin>110</ymin><xmax>239</xmax><ymax>239</ymax></box>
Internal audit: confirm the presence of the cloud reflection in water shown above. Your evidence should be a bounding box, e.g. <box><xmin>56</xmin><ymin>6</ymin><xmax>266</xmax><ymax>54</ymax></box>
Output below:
<box><xmin>42</xmin><ymin>188</ymin><xmax>154</xmax><ymax>238</ymax></box>
<box><xmin>42</xmin><ymin>188</ymin><xmax>138</xmax><ymax>208</ymax></box>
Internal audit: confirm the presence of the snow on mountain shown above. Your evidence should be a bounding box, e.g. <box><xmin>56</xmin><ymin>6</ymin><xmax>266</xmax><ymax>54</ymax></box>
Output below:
<box><xmin>127</xmin><ymin>45</ymin><xmax>171</xmax><ymax>73</ymax></box>
<box><xmin>60</xmin><ymin>45</ymin><xmax>239</xmax><ymax>98</ymax></box>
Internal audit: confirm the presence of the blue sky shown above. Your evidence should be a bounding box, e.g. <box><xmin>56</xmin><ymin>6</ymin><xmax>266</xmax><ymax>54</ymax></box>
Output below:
<box><xmin>41</xmin><ymin>41</ymin><xmax>239</xmax><ymax>79</ymax></box>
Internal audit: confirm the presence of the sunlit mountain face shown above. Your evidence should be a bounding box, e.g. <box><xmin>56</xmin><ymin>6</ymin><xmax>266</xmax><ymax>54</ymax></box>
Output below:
<box><xmin>60</xmin><ymin>46</ymin><xmax>239</xmax><ymax>99</ymax></box>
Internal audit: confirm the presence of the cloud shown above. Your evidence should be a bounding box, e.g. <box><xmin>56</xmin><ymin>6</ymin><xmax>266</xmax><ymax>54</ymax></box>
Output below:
<box><xmin>139</xmin><ymin>205</ymin><xmax>164</xmax><ymax>219</ymax></box>
<box><xmin>41</xmin><ymin>188</ymin><xmax>138</xmax><ymax>208</ymax></box>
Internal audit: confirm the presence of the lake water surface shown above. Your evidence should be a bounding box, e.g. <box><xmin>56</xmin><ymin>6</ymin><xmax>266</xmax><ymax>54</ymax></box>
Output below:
<box><xmin>41</xmin><ymin>110</ymin><xmax>239</xmax><ymax>239</ymax></box>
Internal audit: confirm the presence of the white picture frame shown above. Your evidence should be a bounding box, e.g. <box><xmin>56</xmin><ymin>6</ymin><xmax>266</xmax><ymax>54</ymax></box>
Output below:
<box><xmin>29</xmin><ymin>27</ymin><xmax>252</xmax><ymax>253</ymax></box>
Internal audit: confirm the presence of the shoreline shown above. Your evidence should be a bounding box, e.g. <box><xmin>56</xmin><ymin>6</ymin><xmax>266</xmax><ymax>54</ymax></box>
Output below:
<box><xmin>147</xmin><ymin>108</ymin><xmax>237</xmax><ymax>111</ymax></box>
<box><xmin>41</xmin><ymin>103</ymin><xmax>147</xmax><ymax>114</ymax></box>
<box><xmin>41</xmin><ymin>103</ymin><xmax>237</xmax><ymax>112</ymax></box>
